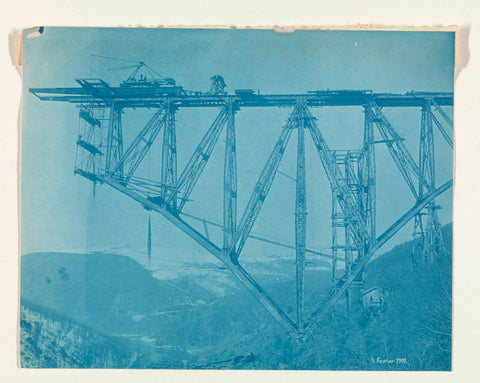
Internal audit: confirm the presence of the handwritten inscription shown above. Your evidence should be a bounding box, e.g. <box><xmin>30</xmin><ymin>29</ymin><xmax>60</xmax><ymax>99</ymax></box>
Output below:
<box><xmin>371</xmin><ymin>357</ymin><xmax>407</xmax><ymax>364</ymax></box>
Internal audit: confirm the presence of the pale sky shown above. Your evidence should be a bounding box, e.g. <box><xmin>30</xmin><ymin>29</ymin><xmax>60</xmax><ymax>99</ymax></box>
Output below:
<box><xmin>21</xmin><ymin>28</ymin><xmax>454</xmax><ymax>256</ymax></box>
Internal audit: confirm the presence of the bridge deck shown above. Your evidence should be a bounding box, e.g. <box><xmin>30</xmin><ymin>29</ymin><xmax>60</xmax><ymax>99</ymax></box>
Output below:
<box><xmin>29</xmin><ymin>85</ymin><xmax>453</xmax><ymax>108</ymax></box>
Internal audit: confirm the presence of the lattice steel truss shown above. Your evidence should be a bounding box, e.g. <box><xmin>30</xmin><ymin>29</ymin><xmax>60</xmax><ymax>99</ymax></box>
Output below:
<box><xmin>30</xmin><ymin>81</ymin><xmax>454</xmax><ymax>336</ymax></box>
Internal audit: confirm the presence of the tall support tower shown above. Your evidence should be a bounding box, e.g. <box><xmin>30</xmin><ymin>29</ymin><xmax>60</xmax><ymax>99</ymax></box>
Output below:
<box><xmin>105</xmin><ymin>103</ymin><xmax>124</xmax><ymax>174</ymax></box>
<box><xmin>162</xmin><ymin>100</ymin><xmax>178</xmax><ymax>208</ymax></box>
<box><xmin>330</xmin><ymin>150</ymin><xmax>365</xmax><ymax>312</ymax></box>
<box><xmin>414</xmin><ymin>100</ymin><xmax>446</xmax><ymax>263</ymax></box>
<box><xmin>330</xmin><ymin>106</ymin><xmax>376</xmax><ymax>313</ymax></box>
<box><xmin>360</xmin><ymin>105</ymin><xmax>376</xmax><ymax>247</ymax></box>
<box><xmin>295</xmin><ymin>98</ymin><xmax>307</xmax><ymax>330</ymax></box>
<box><xmin>224</xmin><ymin>99</ymin><xmax>238</xmax><ymax>262</ymax></box>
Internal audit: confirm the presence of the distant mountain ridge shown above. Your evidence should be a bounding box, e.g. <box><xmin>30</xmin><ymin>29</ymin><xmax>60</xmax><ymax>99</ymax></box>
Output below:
<box><xmin>21</xmin><ymin>252</ymin><xmax>218</xmax><ymax>335</ymax></box>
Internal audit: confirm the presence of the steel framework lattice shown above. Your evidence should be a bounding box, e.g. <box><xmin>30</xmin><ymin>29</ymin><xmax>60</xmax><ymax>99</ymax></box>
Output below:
<box><xmin>30</xmin><ymin>78</ymin><xmax>454</xmax><ymax>336</ymax></box>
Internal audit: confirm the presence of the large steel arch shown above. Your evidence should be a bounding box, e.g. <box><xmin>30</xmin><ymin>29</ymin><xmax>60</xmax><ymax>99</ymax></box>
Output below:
<box><xmin>30</xmin><ymin>82</ymin><xmax>454</xmax><ymax>336</ymax></box>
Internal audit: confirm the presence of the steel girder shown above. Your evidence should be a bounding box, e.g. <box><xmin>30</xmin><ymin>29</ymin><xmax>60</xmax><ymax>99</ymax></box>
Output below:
<box><xmin>29</xmin><ymin>85</ymin><xmax>453</xmax><ymax>109</ymax></box>
<box><xmin>360</xmin><ymin>105</ymin><xmax>376</xmax><ymax>245</ymax></box>
<box><xmin>223</xmin><ymin>100</ymin><xmax>238</xmax><ymax>261</ymax></box>
<box><xmin>430</xmin><ymin>112</ymin><xmax>453</xmax><ymax>149</ymax></box>
<box><xmin>419</xmin><ymin>101</ymin><xmax>436</xmax><ymax>198</ymax></box>
<box><xmin>295</xmin><ymin>100</ymin><xmax>307</xmax><ymax>330</ymax></box>
<box><xmin>105</xmin><ymin>103</ymin><xmax>124</xmax><ymax>173</ymax></box>
<box><xmin>161</xmin><ymin>102</ymin><xmax>178</xmax><ymax>207</ymax></box>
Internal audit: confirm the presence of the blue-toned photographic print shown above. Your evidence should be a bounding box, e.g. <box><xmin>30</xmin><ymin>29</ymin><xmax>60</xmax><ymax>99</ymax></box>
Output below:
<box><xmin>20</xmin><ymin>27</ymin><xmax>454</xmax><ymax>370</ymax></box>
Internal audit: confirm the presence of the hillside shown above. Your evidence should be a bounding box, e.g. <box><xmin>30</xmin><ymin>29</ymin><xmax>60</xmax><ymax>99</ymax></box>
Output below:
<box><xmin>20</xmin><ymin>250</ymin><xmax>330</xmax><ymax>367</ymax></box>
<box><xmin>218</xmin><ymin>224</ymin><xmax>452</xmax><ymax>370</ymax></box>
<box><xmin>20</xmin><ymin>304</ymin><xmax>142</xmax><ymax>368</ymax></box>
<box><xmin>20</xmin><ymin>225</ymin><xmax>452</xmax><ymax>369</ymax></box>
<box><xmin>21</xmin><ymin>252</ymin><xmax>219</xmax><ymax>334</ymax></box>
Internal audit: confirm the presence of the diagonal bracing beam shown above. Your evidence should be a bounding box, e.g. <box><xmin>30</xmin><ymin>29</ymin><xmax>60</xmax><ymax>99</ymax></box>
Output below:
<box><xmin>232</xmin><ymin>105</ymin><xmax>299</xmax><ymax>260</ymax></box>
<box><xmin>166</xmin><ymin>106</ymin><xmax>228</xmax><ymax>210</ymax></box>
<box><xmin>431</xmin><ymin>100</ymin><xmax>453</xmax><ymax>130</ymax></box>
<box><xmin>304</xmin><ymin>107</ymin><xmax>370</xmax><ymax>247</ymax></box>
<box><xmin>370</xmin><ymin>102</ymin><xmax>430</xmax><ymax>198</ymax></box>
<box><xmin>111</xmin><ymin>106</ymin><xmax>167</xmax><ymax>182</ymax></box>
<box><xmin>430</xmin><ymin>112</ymin><xmax>454</xmax><ymax>149</ymax></box>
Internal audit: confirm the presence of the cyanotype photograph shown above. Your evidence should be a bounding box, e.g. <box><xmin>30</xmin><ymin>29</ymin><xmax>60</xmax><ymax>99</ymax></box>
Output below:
<box><xmin>20</xmin><ymin>27</ymin><xmax>454</xmax><ymax>370</ymax></box>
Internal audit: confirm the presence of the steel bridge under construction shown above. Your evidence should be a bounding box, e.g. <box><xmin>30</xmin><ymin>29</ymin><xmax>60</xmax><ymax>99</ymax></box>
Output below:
<box><xmin>30</xmin><ymin>73</ymin><xmax>454</xmax><ymax>336</ymax></box>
